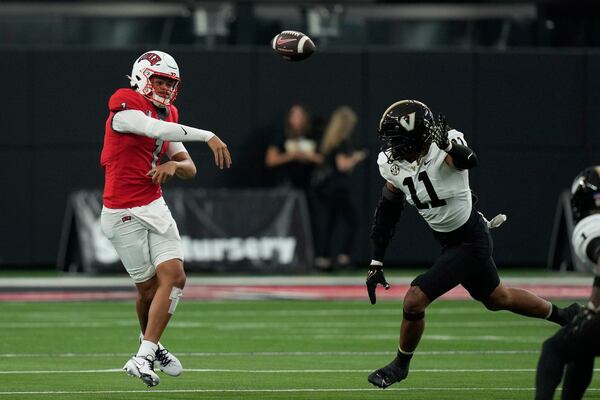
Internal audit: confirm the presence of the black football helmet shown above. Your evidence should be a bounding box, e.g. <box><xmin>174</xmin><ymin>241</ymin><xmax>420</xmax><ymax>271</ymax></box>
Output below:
<box><xmin>571</xmin><ymin>166</ymin><xmax>600</xmax><ymax>222</ymax></box>
<box><xmin>378</xmin><ymin>100</ymin><xmax>435</xmax><ymax>163</ymax></box>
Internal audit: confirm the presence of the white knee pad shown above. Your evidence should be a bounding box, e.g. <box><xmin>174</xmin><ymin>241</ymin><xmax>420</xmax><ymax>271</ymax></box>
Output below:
<box><xmin>168</xmin><ymin>287</ymin><xmax>183</xmax><ymax>314</ymax></box>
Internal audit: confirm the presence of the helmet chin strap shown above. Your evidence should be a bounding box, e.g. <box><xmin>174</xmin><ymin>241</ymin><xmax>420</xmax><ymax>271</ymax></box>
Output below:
<box><xmin>149</xmin><ymin>91</ymin><xmax>171</xmax><ymax>107</ymax></box>
<box><xmin>140</xmin><ymin>75</ymin><xmax>176</xmax><ymax>107</ymax></box>
<box><xmin>150</xmin><ymin>98</ymin><xmax>168</xmax><ymax>108</ymax></box>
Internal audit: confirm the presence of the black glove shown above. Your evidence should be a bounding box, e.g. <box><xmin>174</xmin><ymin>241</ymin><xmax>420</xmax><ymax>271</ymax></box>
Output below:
<box><xmin>366</xmin><ymin>265</ymin><xmax>390</xmax><ymax>304</ymax></box>
<box><xmin>570</xmin><ymin>305</ymin><xmax>597</xmax><ymax>336</ymax></box>
<box><xmin>432</xmin><ymin>113</ymin><xmax>450</xmax><ymax>151</ymax></box>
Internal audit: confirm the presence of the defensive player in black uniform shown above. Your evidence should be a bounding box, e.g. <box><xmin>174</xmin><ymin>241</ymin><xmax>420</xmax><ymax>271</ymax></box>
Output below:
<box><xmin>365</xmin><ymin>100</ymin><xmax>581</xmax><ymax>389</ymax></box>
<box><xmin>535</xmin><ymin>166</ymin><xmax>600</xmax><ymax>400</ymax></box>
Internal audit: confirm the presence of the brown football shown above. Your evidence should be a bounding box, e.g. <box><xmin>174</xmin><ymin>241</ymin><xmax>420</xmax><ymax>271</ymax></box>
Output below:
<box><xmin>271</xmin><ymin>30</ymin><xmax>315</xmax><ymax>62</ymax></box>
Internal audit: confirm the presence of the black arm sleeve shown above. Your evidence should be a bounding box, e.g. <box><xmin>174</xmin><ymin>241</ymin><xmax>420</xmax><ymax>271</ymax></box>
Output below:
<box><xmin>447</xmin><ymin>142</ymin><xmax>478</xmax><ymax>170</ymax></box>
<box><xmin>370</xmin><ymin>185</ymin><xmax>405</xmax><ymax>262</ymax></box>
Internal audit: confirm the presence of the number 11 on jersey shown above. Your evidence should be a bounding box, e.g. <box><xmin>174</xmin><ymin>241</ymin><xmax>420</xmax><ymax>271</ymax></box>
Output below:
<box><xmin>402</xmin><ymin>171</ymin><xmax>447</xmax><ymax>209</ymax></box>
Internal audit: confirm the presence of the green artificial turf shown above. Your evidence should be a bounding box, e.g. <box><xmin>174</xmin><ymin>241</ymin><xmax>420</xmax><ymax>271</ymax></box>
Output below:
<box><xmin>0</xmin><ymin>299</ymin><xmax>597</xmax><ymax>399</ymax></box>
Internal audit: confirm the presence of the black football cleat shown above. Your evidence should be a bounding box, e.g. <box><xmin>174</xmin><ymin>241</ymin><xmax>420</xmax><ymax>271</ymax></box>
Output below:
<box><xmin>560</xmin><ymin>303</ymin><xmax>583</xmax><ymax>326</ymax></box>
<box><xmin>368</xmin><ymin>362</ymin><xmax>409</xmax><ymax>389</ymax></box>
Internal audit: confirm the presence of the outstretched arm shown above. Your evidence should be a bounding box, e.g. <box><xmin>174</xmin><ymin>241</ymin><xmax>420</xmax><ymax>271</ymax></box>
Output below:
<box><xmin>113</xmin><ymin>110</ymin><xmax>232</xmax><ymax>169</ymax></box>
<box><xmin>113</xmin><ymin>110</ymin><xmax>215</xmax><ymax>142</ymax></box>
<box><xmin>371</xmin><ymin>181</ymin><xmax>405</xmax><ymax>262</ymax></box>
<box><xmin>367</xmin><ymin>181</ymin><xmax>405</xmax><ymax>304</ymax></box>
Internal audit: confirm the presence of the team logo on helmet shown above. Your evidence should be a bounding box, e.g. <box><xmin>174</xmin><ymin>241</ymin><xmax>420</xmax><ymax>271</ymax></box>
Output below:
<box><xmin>138</xmin><ymin>52</ymin><xmax>162</xmax><ymax>66</ymax></box>
<box><xmin>130</xmin><ymin>50</ymin><xmax>180</xmax><ymax>107</ymax></box>
<box><xmin>399</xmin><ymin>112</ymin><xmax>416</xmax><ymax>131</ymax></box>
<box><xmin>378</xmin><ymin>100</ymin><xmax>435</xmax><ymax>163</ymax></box>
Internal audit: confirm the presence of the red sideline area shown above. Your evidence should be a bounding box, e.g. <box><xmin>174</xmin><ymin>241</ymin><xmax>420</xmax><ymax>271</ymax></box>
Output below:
<box><xmin>0</xmin><ymin>284</ymin><xmax>590</xmax><ymax>302</ymax></box>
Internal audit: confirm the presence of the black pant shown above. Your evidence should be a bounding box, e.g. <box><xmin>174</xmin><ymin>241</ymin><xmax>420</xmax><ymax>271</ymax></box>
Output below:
<box><xmin>412</xmin><ymin>207</ymin><xmax>500</xmax><ymax>301</ymax></box>
<box><xmin>535</xmin><ymin>310</ymin><xmax>600</xmax><ymax>400</ymax></box>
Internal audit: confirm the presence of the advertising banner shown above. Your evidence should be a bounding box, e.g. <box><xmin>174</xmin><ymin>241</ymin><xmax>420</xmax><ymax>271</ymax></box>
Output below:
<box><xmin>58</xmin><ymin>189</ymin><xmax>313</xmax><ymax>274</ymax></box>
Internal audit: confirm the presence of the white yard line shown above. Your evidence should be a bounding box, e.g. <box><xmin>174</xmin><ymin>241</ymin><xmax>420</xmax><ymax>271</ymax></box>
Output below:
<box><xmin>1</xmin><ymin>307</ymin><xmax>519</xmax><ymax>321</ymax></box>
<box><xmin>0</xmin><ymin>387</ymin><xmax>594</xmax><ymax>395</ymax></box>
<box><xmin>0</xmin><ymin>320</ymin><xmax>548</xmax><ymax>329</ymax></box>
<box><xmin>0</xmin><ymin>350</ymin><xmax>539</xmax><ymax>358</ymax></box>
<box><xmin>0</xmin><ymin>308</ymin><xmax>486</xmax><ymax>320</ymax></box>
<box><xmin>245</xmin><ymin>334</ymin><xmax>545</xmax><ymax>343</ymax></box>
<box><xmin>0</xmin><ymin>367</ymin><xmax>581</xmax><ymax>374</ymax></box>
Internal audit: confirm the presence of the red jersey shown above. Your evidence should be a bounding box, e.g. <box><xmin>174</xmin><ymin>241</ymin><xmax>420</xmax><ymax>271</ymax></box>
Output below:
<box><xmin>101</xmin><ymin>88</ymin><xmax>180</xmax><ymax>208</ymax></box>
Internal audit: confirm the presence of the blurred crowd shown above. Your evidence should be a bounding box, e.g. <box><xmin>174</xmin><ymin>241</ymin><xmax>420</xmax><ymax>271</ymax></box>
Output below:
<box><xmin>264</xmin><ymin>104</ymin><xmax>368</xmax><ymax>271</ymax></box>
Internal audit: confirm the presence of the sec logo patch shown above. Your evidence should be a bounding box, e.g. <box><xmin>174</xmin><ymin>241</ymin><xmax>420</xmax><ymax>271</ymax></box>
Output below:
<box><xmin>390</xmin><ymin>164</ymin><xmax>400</xmax><ymax>176</ymax></box>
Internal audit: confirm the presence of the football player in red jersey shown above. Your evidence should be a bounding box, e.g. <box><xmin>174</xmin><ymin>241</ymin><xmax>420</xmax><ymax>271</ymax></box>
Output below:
<box><xmin>100</xmin><ymin>50</ymin><xmax>232</xmax><ymax>387</ymax></box>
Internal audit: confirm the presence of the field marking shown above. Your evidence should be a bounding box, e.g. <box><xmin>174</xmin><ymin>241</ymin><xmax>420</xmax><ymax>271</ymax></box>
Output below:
<box><xmin>6</xmin><ymin>367</ymin><xmax>600</xmax><ymax>375</ymax></box>
<box><xmin>248</xmin><ymin>334</ymin><xmax>546</xmax><ymax>343</ymax></box>
<box><xmin>0</xmin><ymin>306</ymin><xmax>506</xmax><ymax>319</ymax></box>
<box><xmin>0</xmin><ymin>387</ymin><xmax>593</xmax><ymax>395</ymax></box>
<box><xmin>0</xmin><ymin>282</ymin><xmax>589</xmax><ymax>302</ymax></box>
<box><xmin>0</xmin><ymin>350</ymin><xmax>539</xmax><ymax>358</ymax></box>
<box><xmin>0</xmin><ymin>320</ymin><xmax>549</xmax><ymax>329</ymax></box>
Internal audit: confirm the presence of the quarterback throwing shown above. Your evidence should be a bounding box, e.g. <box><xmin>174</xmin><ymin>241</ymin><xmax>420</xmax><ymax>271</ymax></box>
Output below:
<box><xmin>100</xmin><ymin>50</ymin><xmax>231</xmax><ymax>387</ymax></box>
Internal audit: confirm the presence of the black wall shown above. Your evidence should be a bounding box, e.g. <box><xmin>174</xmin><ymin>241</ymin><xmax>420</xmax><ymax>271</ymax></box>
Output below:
<box><xmin>1</xmin><ymin>47</ymin><xmax>597</xmax><ymax>268</ymax></box>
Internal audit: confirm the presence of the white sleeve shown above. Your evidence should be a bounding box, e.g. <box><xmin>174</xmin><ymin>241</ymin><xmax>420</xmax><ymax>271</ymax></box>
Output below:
<box><xmin>112</xmin><ymin>110</ymin><xmax>215</xmax><ymax>142</ymax></box>
<box><xmin>167</xmin><ymin>142</ymin><xmax>187</xmax><ymax>158</ymax></box>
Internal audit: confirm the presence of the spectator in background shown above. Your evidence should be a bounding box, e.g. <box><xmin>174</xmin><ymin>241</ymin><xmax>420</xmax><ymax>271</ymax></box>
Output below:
<box><xmin>265</xmin><ymin>104</ymin><xmax>323</xmax><ymax>190</ymax></box>
<box><xmin>265</xmin><ymin>104</ymin><xmax>323</xmax><ymax>256</ymax></box>
<box><xmin>313</xmin><ymin>106</ymin><xmax>368</xmax><ymax>270</ymax></box>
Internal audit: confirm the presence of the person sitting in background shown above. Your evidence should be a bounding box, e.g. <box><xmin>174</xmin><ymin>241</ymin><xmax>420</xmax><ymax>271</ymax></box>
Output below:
<box><xmin>535</xmin><ymin>166</ymin><xmax>600</xmax><ymax>400</ymax></box>
<box><xmin>313</xmin><ymin>106</ymin><xmax>368</xmax><ymax>270</ymax></box>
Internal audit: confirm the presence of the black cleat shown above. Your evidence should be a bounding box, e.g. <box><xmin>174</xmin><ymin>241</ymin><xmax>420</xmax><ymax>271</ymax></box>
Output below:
<box><xmin>560</xmin><ymin>303</ymin><xmax>583</xmax><ymax>326</ymax></box>
<box><xmin>368</xmin><ymin>362</ymin><xmax>409</xmax><ymax>389</ymax></box>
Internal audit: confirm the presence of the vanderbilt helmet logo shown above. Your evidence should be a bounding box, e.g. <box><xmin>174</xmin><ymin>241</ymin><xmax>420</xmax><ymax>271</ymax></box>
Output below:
<box><xmin>400</xmin><ymin>112</ymin><xmax>416</xmax><ymax>131</ymax></box>
<box><xmin>138</xmin><ymin>52</ymin><xmax>162</xmax><ymax>66</ymax></box>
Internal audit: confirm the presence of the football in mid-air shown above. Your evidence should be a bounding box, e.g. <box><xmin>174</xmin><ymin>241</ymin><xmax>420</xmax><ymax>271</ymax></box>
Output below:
<box><xmin>271</xmin><ymin>31</ymin><xmax>315</xmax><ymax>62</ymax></box>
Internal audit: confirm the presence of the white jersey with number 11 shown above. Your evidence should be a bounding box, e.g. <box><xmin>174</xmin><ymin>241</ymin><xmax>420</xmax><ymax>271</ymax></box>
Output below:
<box><xmin>377</xmin><ymin>129</ymin><xmax>472</xmax><ymax>233</ymax></box>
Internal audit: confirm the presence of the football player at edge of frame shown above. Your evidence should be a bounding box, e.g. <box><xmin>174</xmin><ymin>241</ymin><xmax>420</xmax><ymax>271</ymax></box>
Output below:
<box><xmin>365</xmin><ymin>99</ymin><xmax>581</xmax><ymax>389</ymax></box>
<box><xmin>100</xmin><ymin>50</ymin><xmax>232</xmax><ymax>387</ymax></box>
<box><xmin>535</xmin><ymin>166</ymin><xmax>600</xmax><ymax>400</ymax></box>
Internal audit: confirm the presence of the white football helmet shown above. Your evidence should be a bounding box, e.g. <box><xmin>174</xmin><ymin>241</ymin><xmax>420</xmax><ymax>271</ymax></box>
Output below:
<box><xmin>129</xmin><ymin>50</ymin><xmax>180</xmax><ymax>106</ymax></box>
